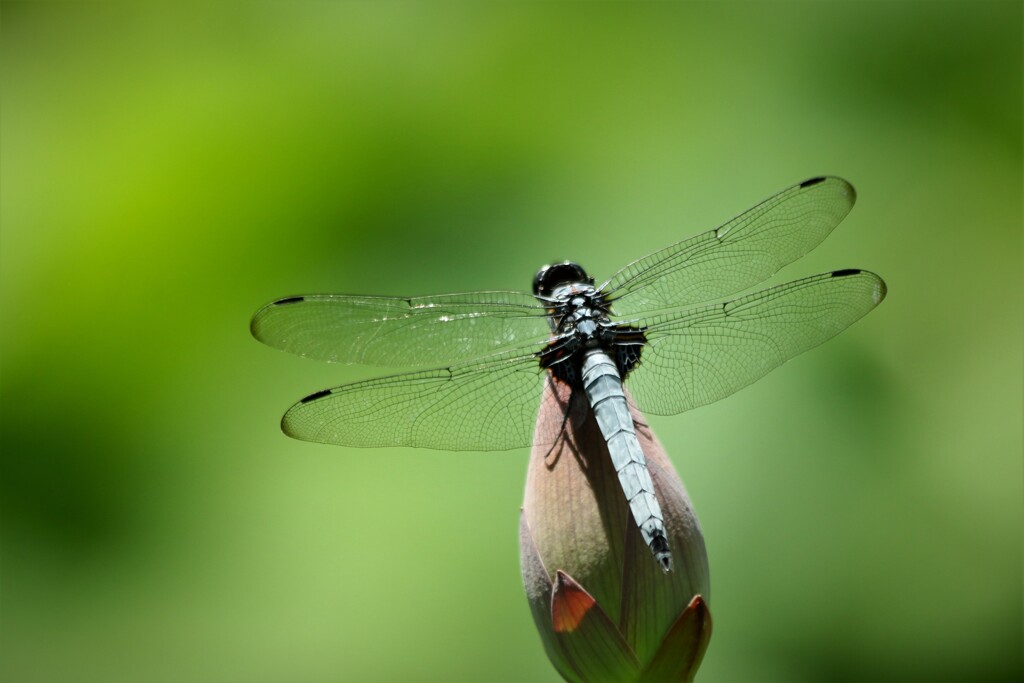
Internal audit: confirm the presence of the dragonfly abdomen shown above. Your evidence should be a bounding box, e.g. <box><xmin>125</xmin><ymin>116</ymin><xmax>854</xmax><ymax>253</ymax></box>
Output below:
<box><xmin>580</xmin><ymin>349</ymin><xmax>673</xmax><ymax>572</ymax></box>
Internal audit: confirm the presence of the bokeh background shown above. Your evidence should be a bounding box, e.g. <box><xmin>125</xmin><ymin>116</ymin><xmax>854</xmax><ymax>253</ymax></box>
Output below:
<box><xmin>2</xmin><ymin>2</ymin><xmax>1020</xmax><ymax>682</ymax></box>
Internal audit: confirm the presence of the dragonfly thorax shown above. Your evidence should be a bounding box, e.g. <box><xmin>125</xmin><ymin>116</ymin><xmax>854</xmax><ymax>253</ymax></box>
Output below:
<box><xmin>544</xmin><ymin>282</ymin><xmax>611</xmax><ymax>337</ymax></box>
<box><xmin>534</xmin><ymin>273</ymin><xmax>646</xmax><ymax>390</ymax></box>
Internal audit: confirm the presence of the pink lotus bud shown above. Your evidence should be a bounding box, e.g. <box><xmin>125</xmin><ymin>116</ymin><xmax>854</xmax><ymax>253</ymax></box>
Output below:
<box><xmin>520</xmin><ymin>379</ymin><xmax>712</xmax><ymax>682</ymax></box>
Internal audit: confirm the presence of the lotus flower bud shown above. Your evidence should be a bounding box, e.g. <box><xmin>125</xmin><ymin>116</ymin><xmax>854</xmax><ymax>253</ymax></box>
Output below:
<box><xmin>520</xmin><ymin>379</ymin><xmax>712</xmax><ymax>682</ymax></box>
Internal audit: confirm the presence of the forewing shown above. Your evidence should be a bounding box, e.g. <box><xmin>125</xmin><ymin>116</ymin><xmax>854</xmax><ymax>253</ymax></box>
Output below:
<box><xmin>623</xmin><ymin>270</ymin><xmax>886</xmax><ymax>415</ymax></box>
<box><xmin>251</xmin><ymin>291</ymin><xmax>551</xmax><ymax>366</ymax></box>
<box><xmin>282</xmin><ymin>342</ymin><xmax>573</xmax><ymax>451</ymax></box>
<box><xmin>603</xmin><ymin>177</ymin><xmax>857</xmax><ymax>315</ymax></box>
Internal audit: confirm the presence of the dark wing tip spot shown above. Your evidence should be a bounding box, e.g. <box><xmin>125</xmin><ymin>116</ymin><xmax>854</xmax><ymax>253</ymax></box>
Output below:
<box><xmin>275</xmin><ymin>296</ymin><xmax>305</xmax><ymax>305</ymax></box>
<box><xmin>301</xmin><ymin>389</ymin><xmax>332</xmax><ymax>403</ymax></box>
<box><xmin>831</xmin><ymin>268</ymin><xmax>862</xmax><ymax>277</ymax></box>
<box><xmin>800</xmin><ymin>176</ymin><xmax>827</xmax><ymax>188</ymax></box>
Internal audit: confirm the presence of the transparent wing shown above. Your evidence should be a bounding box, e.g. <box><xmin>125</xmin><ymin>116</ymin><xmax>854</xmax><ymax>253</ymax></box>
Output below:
<box><xmin>281</xmin><ymin>341</ymin><xmax>576</xmax><ymax>451</ymax></box>
<box><xmin>622</xmin><ymin>270</ymin><xmax>886</xmax><ymax>415</ymax></box>
<box><xmin>603</xmin><ymin>177</ymin><xmax>857</xmax><ymax>315</ymax></box>
<box><xmin>251</xmin><ymin>291</ymin><xmax>551</xmax><ymax>366</ymax></box>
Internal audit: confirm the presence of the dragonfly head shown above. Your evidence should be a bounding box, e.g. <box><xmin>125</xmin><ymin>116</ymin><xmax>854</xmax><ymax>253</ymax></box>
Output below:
<box><xmin>533</xmin><ymin>261</ymin><xmax>593</xmax><ymax>299</ymax></box>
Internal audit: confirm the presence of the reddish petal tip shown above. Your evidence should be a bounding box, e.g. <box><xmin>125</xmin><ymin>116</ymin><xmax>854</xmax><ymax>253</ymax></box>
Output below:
<box><xmin>551</xmin><ymin>570</ymin><xmax>597</xmax><ymax>634</ymax></box>
<box><xmin>638</xmin><ymin>593</ymin><xmax>713</xmax><ymax>682</ymax></box>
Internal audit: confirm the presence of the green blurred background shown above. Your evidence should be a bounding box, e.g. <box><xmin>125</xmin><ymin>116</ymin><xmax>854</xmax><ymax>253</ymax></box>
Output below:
<box><xmin>2</xmin><ymin>2</ymin><xmax>1020</xmax><ymax>681</ymax></box>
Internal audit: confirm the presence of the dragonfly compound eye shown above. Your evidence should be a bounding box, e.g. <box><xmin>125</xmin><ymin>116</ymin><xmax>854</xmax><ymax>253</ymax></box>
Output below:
<box><xmin>533</xmin><ymin>261</ymin><xmax>592</xmax><ymax>298</ymax></box>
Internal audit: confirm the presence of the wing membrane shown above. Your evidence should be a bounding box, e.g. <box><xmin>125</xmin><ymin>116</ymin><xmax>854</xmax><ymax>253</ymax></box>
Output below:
<box><xmin>603</xmin><ymin>177</ymin><xmax>857</xmax><ymax>315</ymax></box>
<box><xmin>282</xmin><ymin>342</ymin><xmax>572</xmax><ymax>451</ymax></box>
<box><xmin>623</xmin><ymin>270</ymin><xmax>886</xmax><ymax>415</ymax></box>
<box><xmin>251</xmin><ymin>291</ymin><xmax>551</xmax><ymax>366</ymax></box>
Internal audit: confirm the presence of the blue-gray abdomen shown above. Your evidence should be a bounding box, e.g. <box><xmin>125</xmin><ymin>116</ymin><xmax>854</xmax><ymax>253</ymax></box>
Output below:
<box><xmin>581</xmin><ymin>349</ymin><xmax>673</xmax><ymax>571</ymax></box>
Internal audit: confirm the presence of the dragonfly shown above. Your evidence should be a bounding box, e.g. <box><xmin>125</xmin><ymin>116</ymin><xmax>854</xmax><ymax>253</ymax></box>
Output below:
<box><xmin>251</xmin><ymin>176</ymin><xmax>886</xmax><ymax>572</ymax></box>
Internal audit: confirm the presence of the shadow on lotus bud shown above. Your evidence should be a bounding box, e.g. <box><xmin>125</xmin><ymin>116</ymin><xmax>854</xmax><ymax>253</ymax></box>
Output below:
<box><xmin>520</xmin><ymin>379</ymin><xmax>712</xmax><ymax>682</ymax></box>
